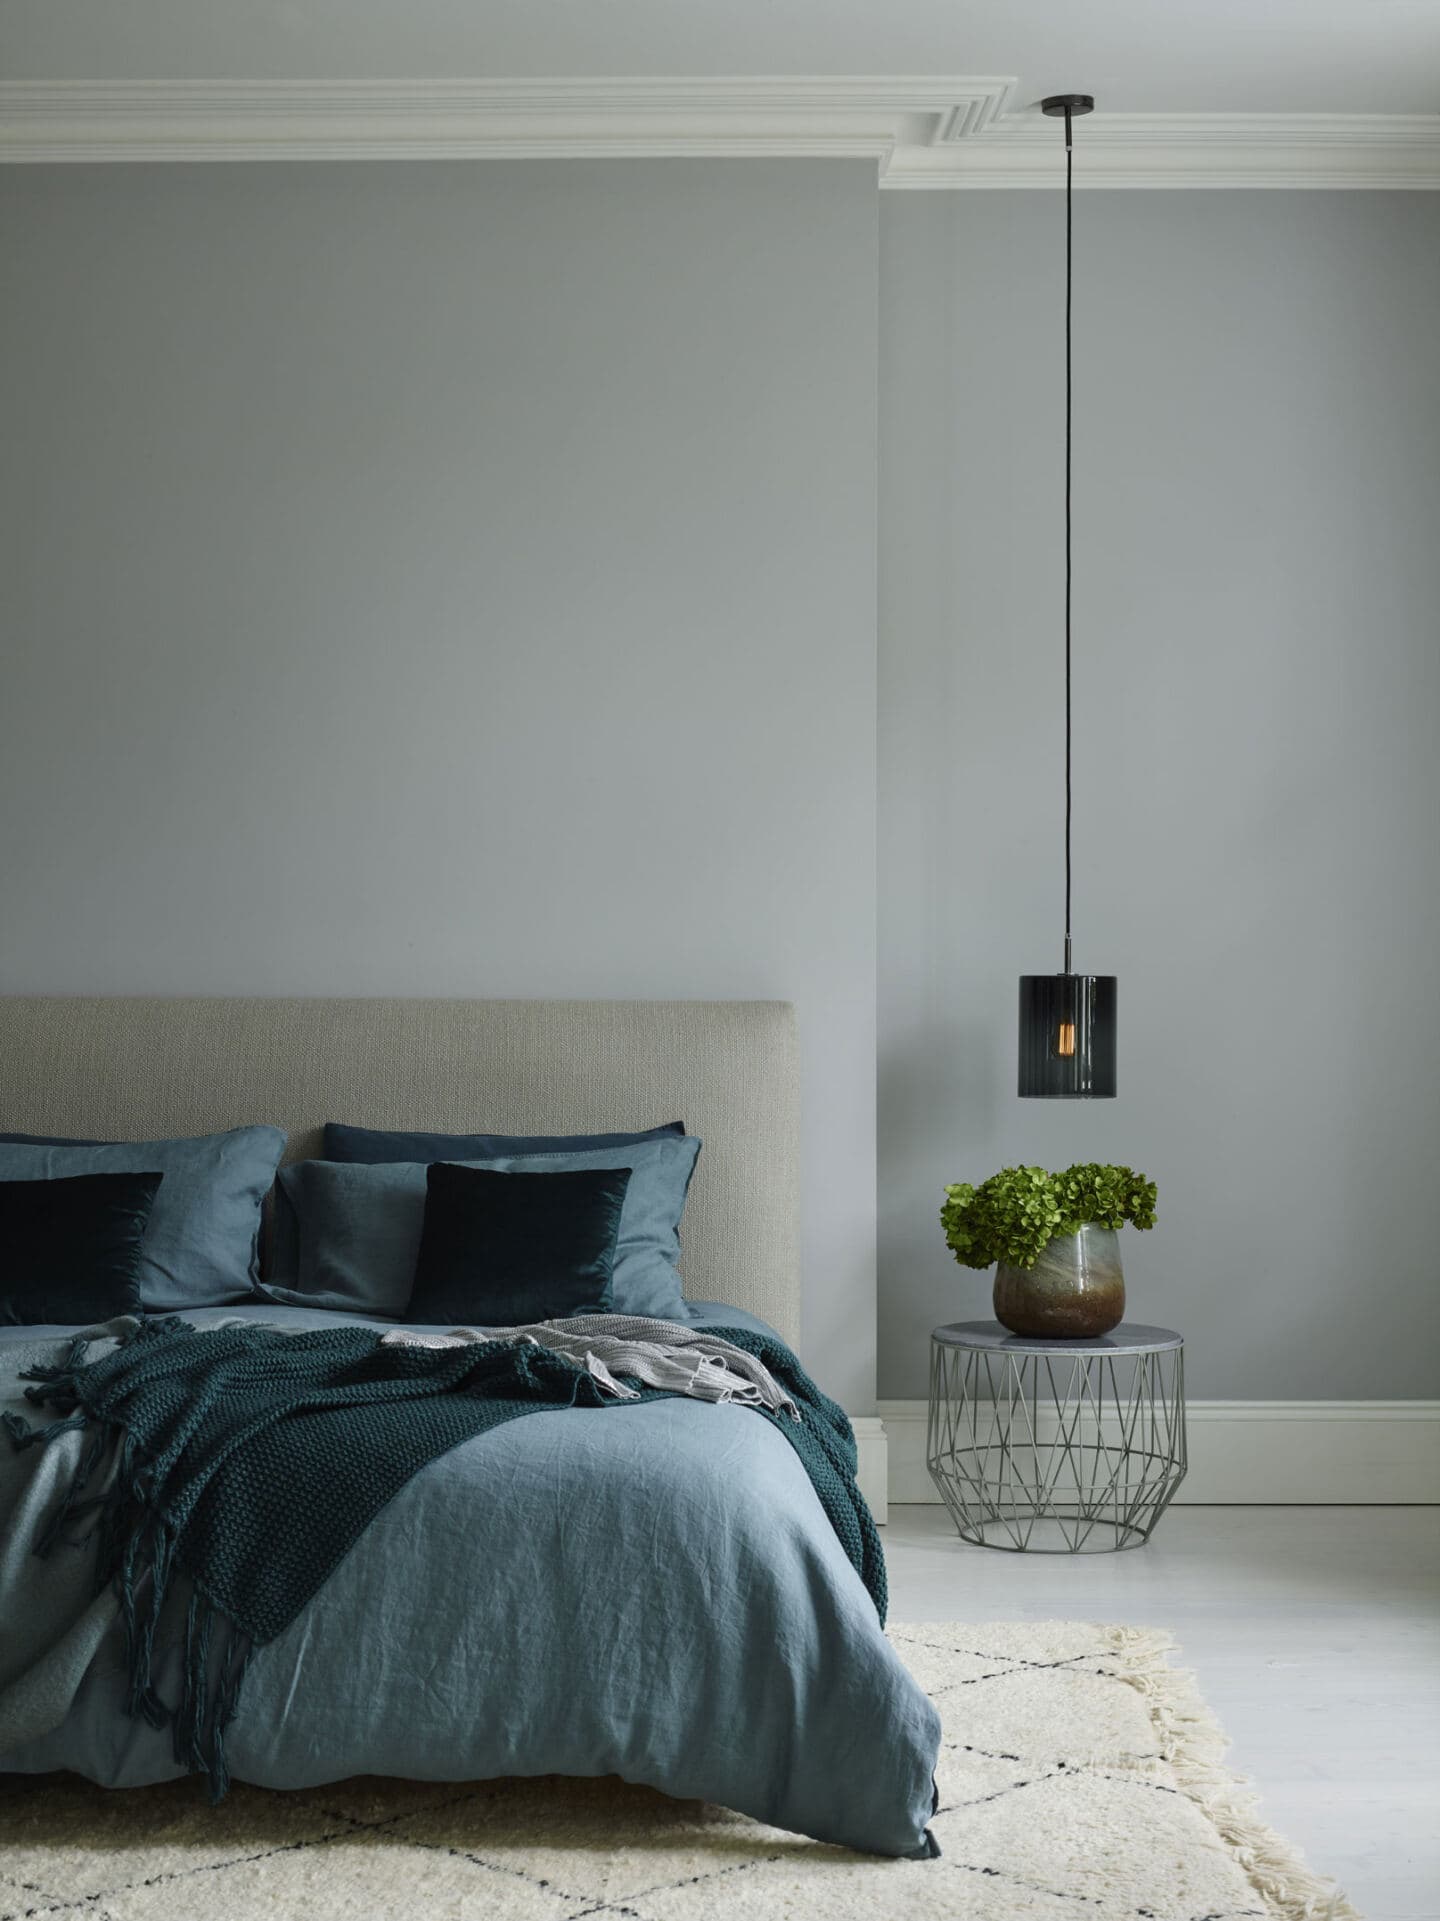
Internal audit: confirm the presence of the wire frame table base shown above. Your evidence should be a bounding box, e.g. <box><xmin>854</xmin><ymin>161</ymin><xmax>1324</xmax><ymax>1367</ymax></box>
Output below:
<box><xmin>927</xmin><ymin>1330</ymin><xmax>1187</xmax><ymax>1553</ymax></box>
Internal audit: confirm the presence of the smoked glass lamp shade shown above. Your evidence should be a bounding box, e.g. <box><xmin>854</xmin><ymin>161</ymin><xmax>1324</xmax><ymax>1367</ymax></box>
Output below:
<box><xmin>1018</xmin><ymin>974</ymin><xmax>1117</xmax><ymax>1098</ymax></box>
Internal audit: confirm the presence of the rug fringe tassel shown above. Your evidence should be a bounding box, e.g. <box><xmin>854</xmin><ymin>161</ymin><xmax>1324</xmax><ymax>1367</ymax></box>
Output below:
<box><xmin>1098</xmin><ymin>1624</ymin><xmax>1361</xmax><ymax>1921</ymax></box>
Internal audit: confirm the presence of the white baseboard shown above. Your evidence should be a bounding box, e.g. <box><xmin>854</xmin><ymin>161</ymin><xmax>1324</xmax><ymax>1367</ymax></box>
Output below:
<box><xmin>850</xmin><ymin>1417</ymin><xmax>889</xmax><ymax>1524</ymax></box>
<box><xmin>874</xmin><ymin>1399</ymin><xmax>1440</xmax><ymax>1507</ymax></box>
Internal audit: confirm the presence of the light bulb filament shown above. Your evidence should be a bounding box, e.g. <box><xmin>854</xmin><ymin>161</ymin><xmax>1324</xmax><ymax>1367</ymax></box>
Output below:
<box><xmin>1056</xmin><ymin>1021</ymin><xmax>1076</xmax><ymax>1058</ymax></box>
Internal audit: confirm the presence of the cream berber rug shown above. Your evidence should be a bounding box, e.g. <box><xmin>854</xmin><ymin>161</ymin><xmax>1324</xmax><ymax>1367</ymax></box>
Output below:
<box><xmin>0</xmin><ymin>1623</ymin><xmax>1357</xmax><ymax>1921</ymax></box>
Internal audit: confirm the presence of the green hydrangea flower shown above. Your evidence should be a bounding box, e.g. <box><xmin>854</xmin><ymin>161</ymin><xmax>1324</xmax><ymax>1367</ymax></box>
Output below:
<box><xmin>941</xmin><ymin>1164</ymin><xmax>1157</xmax><ymax>1271</ymax></box>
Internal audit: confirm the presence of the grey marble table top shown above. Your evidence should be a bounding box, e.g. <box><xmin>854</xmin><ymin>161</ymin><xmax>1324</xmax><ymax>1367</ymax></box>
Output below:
<box><xmin>932</xmin><ymin>1319</ymin><xmax>1183</xmax><ymax>1356</ymax></box>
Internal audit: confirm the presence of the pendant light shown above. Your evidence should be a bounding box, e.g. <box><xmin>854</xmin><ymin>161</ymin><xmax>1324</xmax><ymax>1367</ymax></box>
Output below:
<box><xmin>1017</xmin><ymin>93</ymin><xmax>1117</xmax><ymax>1099</ymax></box>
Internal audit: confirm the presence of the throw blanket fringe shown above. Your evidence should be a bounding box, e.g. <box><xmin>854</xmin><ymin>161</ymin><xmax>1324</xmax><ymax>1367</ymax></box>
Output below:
<box><xmin>2</xmin><ymin>1334</ymin><xmax>254</xmax><ymax>1797</ymax></box>
<box><xmin>5</xmin><ymin>1316</ymin><xmax>882</xmax><ymax>1802</ymax></box>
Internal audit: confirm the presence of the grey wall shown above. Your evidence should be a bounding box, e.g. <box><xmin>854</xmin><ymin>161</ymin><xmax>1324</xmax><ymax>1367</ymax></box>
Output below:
<box><xmin>6</xmin><ymin>165</ymin><xmax>1436</xmax><ymax>1408</ymax></box>
<box><xmin>879</xmin><ymin>193</ymin><xmax>1440</xmax><ymax>1400</ymax></box>
<box><xmin>0</xmin><ymin>160</ymin><xmax>879</xmax><ymax>1410</ymax></box>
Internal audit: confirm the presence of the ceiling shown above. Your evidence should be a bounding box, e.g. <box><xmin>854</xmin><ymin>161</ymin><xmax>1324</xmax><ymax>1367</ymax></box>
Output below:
<box><xmin>3</xmin><ymin>0</ymin><xmax>1438</xmax><ymax>114</ymax></box>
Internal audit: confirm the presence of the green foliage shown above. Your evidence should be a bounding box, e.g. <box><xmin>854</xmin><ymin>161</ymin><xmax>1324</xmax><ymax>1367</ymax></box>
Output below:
<box><xmin>941</xmin><ymin>1163</ymin><xmax>1157</xmax><ymax>1272</ymax></box>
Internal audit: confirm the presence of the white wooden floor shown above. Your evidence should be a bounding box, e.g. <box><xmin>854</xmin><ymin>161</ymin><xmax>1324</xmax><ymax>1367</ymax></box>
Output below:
<box><xmin>883</xmin><ymin>1505</ymin><xmax>1440</xmax><ymax>1921</ymax></box>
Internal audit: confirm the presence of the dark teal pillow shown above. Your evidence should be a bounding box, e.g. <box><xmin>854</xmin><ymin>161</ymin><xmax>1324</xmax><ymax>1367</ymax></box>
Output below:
<box><xmin>0</xmin><ymin>1171</ymin><xmax>163</xmax><ymax>1326</ymax></box>
<box><xmin>324</xmin><ymin>1120</ymin><xmax>683</xmax><ymax>1164</ymax></box>
<box><xmin>263</xmin><ymin>1134</ymin><xmax>700</xmax><ymax>1321</ymax></box>
<box><xmin>406</xmin><ymin>1163</ymin><xmax>631</xmax><ymax>1326</ymax></box>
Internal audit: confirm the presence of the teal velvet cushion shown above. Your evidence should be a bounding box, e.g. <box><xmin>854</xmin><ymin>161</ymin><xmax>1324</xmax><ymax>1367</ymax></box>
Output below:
<box><xmin>0</xmin><ymin>1170</ymin><xmax>163</xmax><ymax>1326</ymax></box>
<box><xmin>0</xmin><ymin>1128</ymin><xmax>286</xmax><ymax>1311</ymax></box>
<box><xmin>406</xmin><ymin>1163</ymin><xmax>631</xmax><ymax>1326</ymax></box>
<box><xmin>324</xmin><ymin>1121</ymin><xmax>683</xmax><ymax>1164</ymax></box>
<box><xmin>264</xmin><ymin>1133</ymin><xmax>701</xmax><ymax>1321</ymax></box>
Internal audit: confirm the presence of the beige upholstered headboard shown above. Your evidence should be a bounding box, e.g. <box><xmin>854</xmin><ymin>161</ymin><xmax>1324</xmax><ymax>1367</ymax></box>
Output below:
<box><xmin>0</xmin><ymin>997</ymin><xmax>801</xmax><ymax>1344</ymax></box>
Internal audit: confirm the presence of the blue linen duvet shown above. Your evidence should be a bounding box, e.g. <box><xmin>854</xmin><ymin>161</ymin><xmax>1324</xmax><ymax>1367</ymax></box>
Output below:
<box><xmin>0</xmin><ymin>1303</ymin><xmax>940</xmax><ymax>1858</ymax></box>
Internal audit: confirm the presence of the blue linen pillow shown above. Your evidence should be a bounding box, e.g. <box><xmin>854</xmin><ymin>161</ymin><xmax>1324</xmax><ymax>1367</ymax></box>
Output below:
<box><xmin>264</xmin><ymin>1133</ymin><xmax>701</xmax><ymax>1321</ymax></box>
<box><xmin>323</xmin><ymin>1120</ymin><xmax>684</xmax><ymax>1164</ymax></box>
<box><xmin>264</xmin><ymin>1160</ymin><xmax>425</xmax><ymax>1316</ymax></box>
<box><xmin>0</xmin><ymin>1170</ymin><xmax>164</xmax><ymax>1326</ymax></box>
<box><xmin>0</xmin><ymin>1127</ymin><xmax>286</xmax><ymax>1311</ymax></box>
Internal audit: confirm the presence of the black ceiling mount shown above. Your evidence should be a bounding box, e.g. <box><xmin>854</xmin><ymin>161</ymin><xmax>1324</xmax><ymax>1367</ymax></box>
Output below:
<box><xmin>1041</xmin><ymin>94</ymin><xmax>1095</xmax><ymax>117</ymax></box>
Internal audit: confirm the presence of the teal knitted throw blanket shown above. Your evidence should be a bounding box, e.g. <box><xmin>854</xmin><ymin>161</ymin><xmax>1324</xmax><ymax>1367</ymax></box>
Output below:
<box><xmin>5</xmin><ymin>1317</ymin><xmax>883</xmax><ymax>1798</ymax></box>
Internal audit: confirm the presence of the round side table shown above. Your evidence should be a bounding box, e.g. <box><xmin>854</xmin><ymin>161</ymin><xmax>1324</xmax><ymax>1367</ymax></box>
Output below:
<box><xmin>927</xmin><ymin>1321</ymin><xmax>1187</xmax><ymax>1554</ymax></box>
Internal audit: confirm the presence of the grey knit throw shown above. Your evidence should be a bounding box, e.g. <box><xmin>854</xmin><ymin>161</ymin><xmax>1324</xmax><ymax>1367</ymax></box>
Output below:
<box><xmin>382</xmin><ymin>1314</ymin><xmax>799</xmax><ymax>1420</ymax></box>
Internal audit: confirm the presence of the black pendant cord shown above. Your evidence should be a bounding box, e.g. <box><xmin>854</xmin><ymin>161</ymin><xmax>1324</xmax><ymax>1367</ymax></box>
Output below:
<box><xmin>1063</xmin><ymin>105</ymin><xmax>1074</xmax><ymax>978</ymax></box>
<box><xmin>1018</xmin><ymin>94</ymin><xmax>1112</xmax><ymax>1100</ymax></box>
<box><xmin>1041</xmin><ymin>91</ymin><xmax>1092</xmax><ymax>977</ymax></box>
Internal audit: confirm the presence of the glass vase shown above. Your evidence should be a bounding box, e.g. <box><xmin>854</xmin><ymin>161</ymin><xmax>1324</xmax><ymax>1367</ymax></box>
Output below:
<box><xmin>993</xmin><ymin>1224</ymin><xmax>1125</xmax><ymax>1339</ymax></box>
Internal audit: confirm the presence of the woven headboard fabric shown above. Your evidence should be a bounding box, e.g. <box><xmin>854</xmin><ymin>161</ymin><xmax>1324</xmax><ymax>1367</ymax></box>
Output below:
<box><xmin>0</xmin><ymin>997</ymin><xmax>801</xmax><ymax>1344</ymax></box>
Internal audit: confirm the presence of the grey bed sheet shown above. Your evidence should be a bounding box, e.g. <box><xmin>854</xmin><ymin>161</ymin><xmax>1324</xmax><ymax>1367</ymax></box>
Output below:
<box><xmin>0</xmin><ymin>1303</ymin><xmax>940</xmax><ymax>1858</ymax></box>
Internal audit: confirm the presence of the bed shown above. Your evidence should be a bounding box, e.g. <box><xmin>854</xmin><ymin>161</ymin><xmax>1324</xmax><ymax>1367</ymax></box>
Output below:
<box><xmin>0</xmin><ymin>997</ymin><xmax>940</xmax><ymax>1859</ymax></box>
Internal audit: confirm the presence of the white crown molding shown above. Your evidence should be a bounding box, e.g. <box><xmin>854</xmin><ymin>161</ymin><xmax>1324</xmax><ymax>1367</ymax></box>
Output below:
<box><xmin>0</xmin><ymin>75</ymin><xmax>1010</xmax><ymax>168</ymax></box>
<box><xmin>889</xmin><ymin>110</ymin><xmax>1440</xmax><ymax>189</ymax></box>
<box><xmin>1</xmin><ymin>79</ymin><xmax>1437</xmax><ymax>188</ymax></box>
